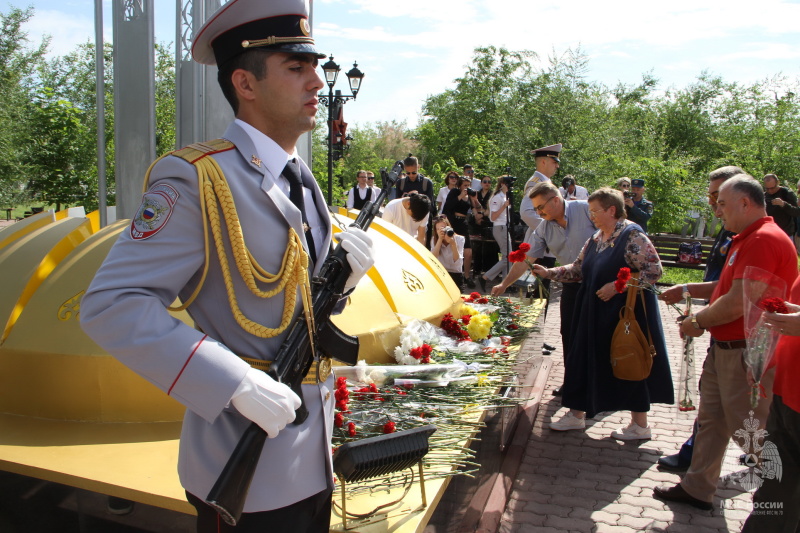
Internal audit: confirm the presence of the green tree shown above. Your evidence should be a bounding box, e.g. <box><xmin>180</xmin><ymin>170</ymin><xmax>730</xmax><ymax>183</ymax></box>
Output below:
<box><xmin>24</xmin><ymin>87</ymin><xmax>95</xmax><ymax>210</ymax></box>
<box><xmin>0</xmin><ymin>6</ymin><xmax>47</xmax><ymax>207</ymax></box>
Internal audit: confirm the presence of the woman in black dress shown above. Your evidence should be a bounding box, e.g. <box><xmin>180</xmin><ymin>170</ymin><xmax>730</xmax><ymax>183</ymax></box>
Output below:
<box><xmin>532</xmin><ymin>187</ymin><xmax>674</xmax><ymax>440</ymax></box>
<box><xmin>443</xmin><ymin>177</ymin><xmax>479</xmax><ymax>286</ymax></box>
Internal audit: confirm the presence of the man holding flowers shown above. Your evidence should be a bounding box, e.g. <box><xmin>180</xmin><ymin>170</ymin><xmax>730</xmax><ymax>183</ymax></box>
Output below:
<box><xmin>491</xmin><ymin>182</ymin><xmax>596</xmax><ymax>394</ymax></box>
<box><xmin>654</xmin><ymin>174</ymin><xmax>798</xmax><ymax>511</ymax></box>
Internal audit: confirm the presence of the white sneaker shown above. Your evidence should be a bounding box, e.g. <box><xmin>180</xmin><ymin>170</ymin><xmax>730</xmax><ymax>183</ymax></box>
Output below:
<box><xmin>611</xmin><ymin>422</ymin><xmax>651</xmax><ymax>440</ymax></box>
<box><xmin>549</xmin><ymin>411</ymin><xmax>586</xmax><ymax>431</ymax></box>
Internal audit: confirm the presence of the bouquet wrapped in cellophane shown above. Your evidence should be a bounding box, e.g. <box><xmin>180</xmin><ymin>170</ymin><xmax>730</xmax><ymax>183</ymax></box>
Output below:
<box><xmin>742</xmin><ymin>266</ymin><xmax>788</xmax><ymax>408</ymax></box>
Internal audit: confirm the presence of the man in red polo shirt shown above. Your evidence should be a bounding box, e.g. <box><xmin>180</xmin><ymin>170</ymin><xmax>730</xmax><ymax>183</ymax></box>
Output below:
<box><xmin>741</xmin><ymin>278</ymin><xmax>800</xmax><ymax>531</ymax></box>
<box><xmin>654</xmin><ymin>174</ymin><xmax>798</xmax><ymax>510</ymax></box>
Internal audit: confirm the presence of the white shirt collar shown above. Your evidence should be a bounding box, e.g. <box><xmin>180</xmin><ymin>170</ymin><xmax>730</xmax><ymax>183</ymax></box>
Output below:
<box><xmin>235</xmin><ymin>118</ymin><xmax>297</xmax><ymax>190</ymax></box>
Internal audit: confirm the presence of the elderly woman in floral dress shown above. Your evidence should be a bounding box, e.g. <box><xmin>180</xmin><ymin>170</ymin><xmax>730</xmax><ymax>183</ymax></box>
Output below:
<box><xmin>532</xmin><ymin>188</ymin><xmax>674</xmax><ymax>440</ymax></box>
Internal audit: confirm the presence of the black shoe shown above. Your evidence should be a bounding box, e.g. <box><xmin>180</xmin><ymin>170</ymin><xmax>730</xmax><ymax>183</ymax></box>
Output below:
<box><xmin>465</xmin><ymin>278</ymin><xmax>476</xmax><ymax>288</ymax></box>
<box><xmin>541</xmin><ymin>349</ymin><xmax>552</xmax><ymax>355</ymax></box>
<box><xmin>543</xmin><ymin>343</ymin><xmax>556</xmax><ymax>351</ymax></box>
<box><xmin>478</xmin><ymin>277</ymin><xmax>487</xmax><ymax>293</ymax></box>
<box><xmin>653</xmin><ymin>484</ymin><xmax>712</xmax><ymax>511</ymax></box>
<box><xmin>552</xmin><ymin>386</ymin><xmax>563</xmax><ymax>396</ymax></box>
<box><xmin>658</xmin><ymin>453</ymin><xmax>690</xmax><ymax>472</ymax></box>
<box><xmin>107</xmin><ymin>496</ymin><xmax>134</xmax><ymax>516</ymax></box>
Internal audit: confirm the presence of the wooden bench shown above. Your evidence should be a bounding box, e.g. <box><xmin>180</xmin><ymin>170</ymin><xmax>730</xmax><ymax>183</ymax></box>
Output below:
<box><xmin>650</xmin><ymin>233</ymin><xmax>716</xmax><ymax>271</ymax></box>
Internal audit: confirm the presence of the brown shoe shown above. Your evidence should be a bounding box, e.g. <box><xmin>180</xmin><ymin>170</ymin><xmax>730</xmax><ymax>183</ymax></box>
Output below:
<box><xmin>653</xmin><ymin>484</ymin><xmax>712</xmax><ymax>511</ymax></box>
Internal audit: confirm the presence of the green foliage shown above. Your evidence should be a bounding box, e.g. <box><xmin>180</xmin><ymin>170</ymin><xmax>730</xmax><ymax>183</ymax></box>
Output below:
<box><xmin>0</xmin><ymin>6</ymin><xmax>47</xmax><ymax>207</ymax></box>
<box><xmin>312</xmin><ymin>118</ymin><xmax>417</xmax><ymax>205</ymax></box>
<box><xmin>416</xmin><ymin>46</ymin><xmax>800</xmax><ymax>233</ymax></box>
<box><xmin>25</xmin><ymin>87</ymin><xmax>95</xmax><ymax>209</ymax></box>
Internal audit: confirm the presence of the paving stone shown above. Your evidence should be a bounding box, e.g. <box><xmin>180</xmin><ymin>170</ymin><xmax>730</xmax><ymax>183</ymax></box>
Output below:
<box><xmin>617</xmin><ymin>514</ymin><xmax>660</xmax><ymax>530</ymax></box>
<box><xmin>544</xmin><ymin>513</ymin><xmax>595</xmax><ymax>531</ymax></box>
<box><xmin>498</xmin><ymin>294</ymin><xmax>721</xmax><ymax>533</ymax></box>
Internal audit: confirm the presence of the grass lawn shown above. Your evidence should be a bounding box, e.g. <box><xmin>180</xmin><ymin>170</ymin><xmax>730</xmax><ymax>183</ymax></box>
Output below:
<box><xmin>659</xmin><ymin>266</ymin><xmax>705</xmax><ymax>286</ymax></box>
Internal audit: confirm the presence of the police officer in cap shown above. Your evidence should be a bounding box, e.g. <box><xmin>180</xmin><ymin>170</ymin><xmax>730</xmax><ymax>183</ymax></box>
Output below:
<box><xmin>626</xmin><ymin>178</ymin><xmax>654</xmax><ymax>233</ymax></box>
<box><xmin>80</xmin><ymin>0</ymin><xmax>375</xmax><ymax>531</ymax></box>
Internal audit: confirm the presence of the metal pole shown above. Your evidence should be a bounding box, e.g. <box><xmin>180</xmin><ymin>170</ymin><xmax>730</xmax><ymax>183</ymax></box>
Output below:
<box><xmin>327</xmin><ymin>86</ymin><xmax>334</xmax><ymax>206</ymax></box>
<box><xmin>95</xmin><ymin>0</ymin><xmax>107</xmax><ymax>228</ymax></box>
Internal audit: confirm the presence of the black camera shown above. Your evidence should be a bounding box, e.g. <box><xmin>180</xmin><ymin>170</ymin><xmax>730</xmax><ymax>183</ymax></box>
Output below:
<box><xmin>444</xmin><ymin>226</ymin><xmax>455</xmax><ymax>237</ymax></box>
<box><xmin>501</xmin><ymin>176</ymin><xmax>516</xmax><ymax>187</ymax></box>
<box><xmin>624</xmin><ymin>191</ymin><xmax>634</xmax><ymax>199</ymax></box>
<box><xmin>466</xmin><ymin>188</ymin><xmax>476</xmax><ymax>197</ymax></box>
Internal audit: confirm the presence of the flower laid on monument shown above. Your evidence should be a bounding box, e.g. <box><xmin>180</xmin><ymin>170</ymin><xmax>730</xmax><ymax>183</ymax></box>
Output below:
<box><xmin>330</xmin><ymin>296</ymin><xmax>540</xmax><ymax>486</ymax></box>
<box><xmin>743</xmin><ymin>266</ymin><xmax>789</xmax><ymax>408</ymax></box>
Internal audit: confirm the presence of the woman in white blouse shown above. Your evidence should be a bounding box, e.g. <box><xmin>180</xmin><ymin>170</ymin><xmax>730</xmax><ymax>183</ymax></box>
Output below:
<box><xmin>481</xmin><ymin>178</ymin><xmax>513</xmax><ymax>288</ymax></box>
<box><xmin>431</xmin><ymin>214</ymin><xmax>465</xmax><ymax>290</ymax></box>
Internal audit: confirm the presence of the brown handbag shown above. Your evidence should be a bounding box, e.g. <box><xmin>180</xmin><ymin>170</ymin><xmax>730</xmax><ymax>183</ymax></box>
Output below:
<box><xmin>610</xmin><ymin>272</ymin><xmax>656</xmax><ymax>381</ymax></box>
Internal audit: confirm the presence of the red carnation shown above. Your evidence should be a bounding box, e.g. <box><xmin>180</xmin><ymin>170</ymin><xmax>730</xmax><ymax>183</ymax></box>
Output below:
<box><xmin>477</xmin><ymin>297</ymin><xmax>489</xmax><ymax>304</ymax></box>
<box><xmin>383</xmin><ymin>420</ymin><xmax>396</xmax><ymax>434</ymax></box>
<box><xmin>614</xmin><ymin>278</ymin><xmax>628</xmax><ymax>293</ymax></box>
<box><xmin>508</xmin><ymin>323</ymin><xmax>519</xmax><ymax>330</ymax></box>
<box><xmin>336</xmin><ymin>376</ymin><xmax>347</xmax><ymax>389</ymax></box>
<box><xmin>518</xmin><ymin>243</ymin><xmax>531</xmax><ymax>253</ymax></box>
<box><xmin>409</xmin><ymin>346</ymin><xmax>423</xmax><ymax>359</ymax></box>
<box><xmin>421</xmin><ymin>344</ymin><xmax>432</xmax><ymax>356</ymax></box>
<box><xmin>470</xmin><ymin>292</ymin><xmax>481</xmax><ymax>300</ymax></box>
<box><xmin>334</xmin><ymin>412</ymin><xmax>344</xmax><ymax>428</ymax></box>
<box><xmin>508</xmin><ymin>249</ymin><xmax>527</xmax><ymax>263</ymax></box>
<box><xmin>461</xmin><ymin>314</ymin><xmax>472</xmax><ymax>324</ymax></box>
<box><xmin>760</xmin><ymin>297</ymin><xmax>790</xmax><ymax>314</ymax></box>
<box><xmin>335</xmin><ymin>399</ymin><xmax>348</xmax><ymax>411</ymax></box>
<box><xmin>347</xmin><ymin>422</ymin><xmax>357</xmax><ymax>437</ymax></box>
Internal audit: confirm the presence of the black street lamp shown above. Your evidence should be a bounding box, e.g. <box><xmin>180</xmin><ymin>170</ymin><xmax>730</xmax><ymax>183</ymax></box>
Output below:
<box><xmin>318</xmin><ymin>56</ymin><xmax>364</xmax><ymax>205</ymax></box>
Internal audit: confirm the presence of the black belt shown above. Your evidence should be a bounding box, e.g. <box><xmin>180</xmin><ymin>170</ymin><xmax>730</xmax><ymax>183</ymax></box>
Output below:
<box><xmin>714</xmin><ymin>339</ymin><xmax>747</xmax><ymax>350</ymax></box>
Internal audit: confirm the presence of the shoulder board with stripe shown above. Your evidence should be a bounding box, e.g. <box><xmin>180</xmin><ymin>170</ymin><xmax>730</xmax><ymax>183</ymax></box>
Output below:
<box><xmin>172</xmin><ymin>139</ymin><xmax>235</xmax><ymax>164</ymax></box>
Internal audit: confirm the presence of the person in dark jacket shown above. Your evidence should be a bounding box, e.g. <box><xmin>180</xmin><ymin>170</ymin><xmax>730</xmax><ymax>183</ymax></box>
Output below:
<box><xmin>763</xmin><ymin>173</ymin><xmax>799</xmax><ymax>237</ymax></box>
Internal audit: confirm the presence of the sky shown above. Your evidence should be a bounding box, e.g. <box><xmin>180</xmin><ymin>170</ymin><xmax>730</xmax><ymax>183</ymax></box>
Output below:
<box><xmin>8</xmin><ymin>0</ymin><xmax>800</xmax><ymax>129</ymax></box>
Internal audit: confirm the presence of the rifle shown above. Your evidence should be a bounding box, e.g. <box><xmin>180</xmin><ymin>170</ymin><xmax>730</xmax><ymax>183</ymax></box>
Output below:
<box><xmin>205</xmin><ymin>161</ymin><xmax>403</xmax><ymax>526</ymax></box>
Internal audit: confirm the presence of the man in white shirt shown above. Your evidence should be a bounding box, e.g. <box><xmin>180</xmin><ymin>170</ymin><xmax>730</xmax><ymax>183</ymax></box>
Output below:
<box><xmin>346</xmin><ymin>170</ymin><xmax>373</xmax><ymax>209</ymax></box>
<box><xmin>559</xmin><ymin>175</ymin><xmax>589</xmax><ymax>201</ymax></box>
<box><xmin>382</xmin><ymin>192</ymin><xmax>431</xmax><ymax>244</ymax></box>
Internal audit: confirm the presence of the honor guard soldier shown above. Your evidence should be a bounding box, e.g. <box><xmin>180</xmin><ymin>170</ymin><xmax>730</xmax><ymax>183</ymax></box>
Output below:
<box><xmin>80</xmin><ymin>1</ymin><xmax>375</xmax><ymax>531</ymax></box>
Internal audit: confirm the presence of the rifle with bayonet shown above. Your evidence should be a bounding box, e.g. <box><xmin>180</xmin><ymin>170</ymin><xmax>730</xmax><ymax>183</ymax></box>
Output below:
<box><xmin>205</xmin><ymin>161</ymin><xmax>404</xmax><ymax>526</ymax></box>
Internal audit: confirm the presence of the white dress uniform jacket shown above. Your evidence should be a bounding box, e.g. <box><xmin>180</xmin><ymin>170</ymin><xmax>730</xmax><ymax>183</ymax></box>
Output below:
<box><xmin>80</xmin><ymin>122</ymin><xmax>335</xmax><ymax>512</ymax></box>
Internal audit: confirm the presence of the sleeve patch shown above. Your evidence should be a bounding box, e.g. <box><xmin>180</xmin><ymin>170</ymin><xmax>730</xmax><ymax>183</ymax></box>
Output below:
<box><xmin>130</xmin><ymin>183</ymin><xmax>180</xmax><ymax>240</ymax></box>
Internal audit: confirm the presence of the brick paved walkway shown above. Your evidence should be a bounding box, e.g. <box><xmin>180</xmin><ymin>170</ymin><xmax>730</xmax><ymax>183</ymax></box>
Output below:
<box><xmin>500</xmin><ymin>283</ymin><xmax>753</xmax><ymax>533</ymax></box>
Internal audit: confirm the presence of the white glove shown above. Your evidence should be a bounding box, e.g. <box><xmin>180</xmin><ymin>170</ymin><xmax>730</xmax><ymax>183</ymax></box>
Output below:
<box><xmin>231</xmin><ymin>368</ymin><xmax>302</xmax><ymax>438</ymax></box>
<box><xmin>336</xmin><ymin>227</ymin><xmax>375</xmax><ymax>292</ymax></box>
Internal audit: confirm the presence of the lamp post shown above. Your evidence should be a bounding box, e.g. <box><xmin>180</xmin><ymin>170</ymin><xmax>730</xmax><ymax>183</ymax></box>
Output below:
<box><xmin>318</xmin><ymin>56</ymin><xmax>364</xmax><ymax>205</ymax></box>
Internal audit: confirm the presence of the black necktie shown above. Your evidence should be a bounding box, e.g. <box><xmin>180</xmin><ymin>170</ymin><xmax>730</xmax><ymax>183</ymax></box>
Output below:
<box><xmin>282</xmin><ymin>159</ymin><xmax>317</xmax><ymax>265</ymax></box>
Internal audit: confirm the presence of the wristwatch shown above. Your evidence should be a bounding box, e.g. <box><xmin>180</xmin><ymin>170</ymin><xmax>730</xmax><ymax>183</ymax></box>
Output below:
<box><xmin>690</xmin><ymin>314</ymin><xmax>704</xmax><ymax>330</ymax></box>
<box><xmin>682</xmin><ymin>284</ymin><xmax>690</xmax><ymax>298</ymax></box>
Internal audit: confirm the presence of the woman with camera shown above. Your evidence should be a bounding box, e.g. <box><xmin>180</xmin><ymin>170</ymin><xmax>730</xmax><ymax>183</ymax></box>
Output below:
<box><xmin>436</xmin><ymin>171</ymin><xmax>460</xmax><ymax>214</ymax></box>
<box><xmin>480</xmin><ymin>177</ymin><xmax>513</xmax><ymax>289</ymax></box>
<box><xmin>443</xmin><ymin>177</ymin><xmax>479</xmax><ymax>287</ymax></box>
<box><xmin>431</xmin><ymin>214</ymin><xmax>466</xmax><ymax>289</ymax></box>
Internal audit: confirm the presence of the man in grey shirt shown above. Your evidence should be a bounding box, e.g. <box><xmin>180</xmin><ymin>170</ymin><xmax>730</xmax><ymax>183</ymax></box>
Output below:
<box><xmin>492</xmin><ymin>181</ymin><xmax>596</xmax><ymax>394</ymax></box>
